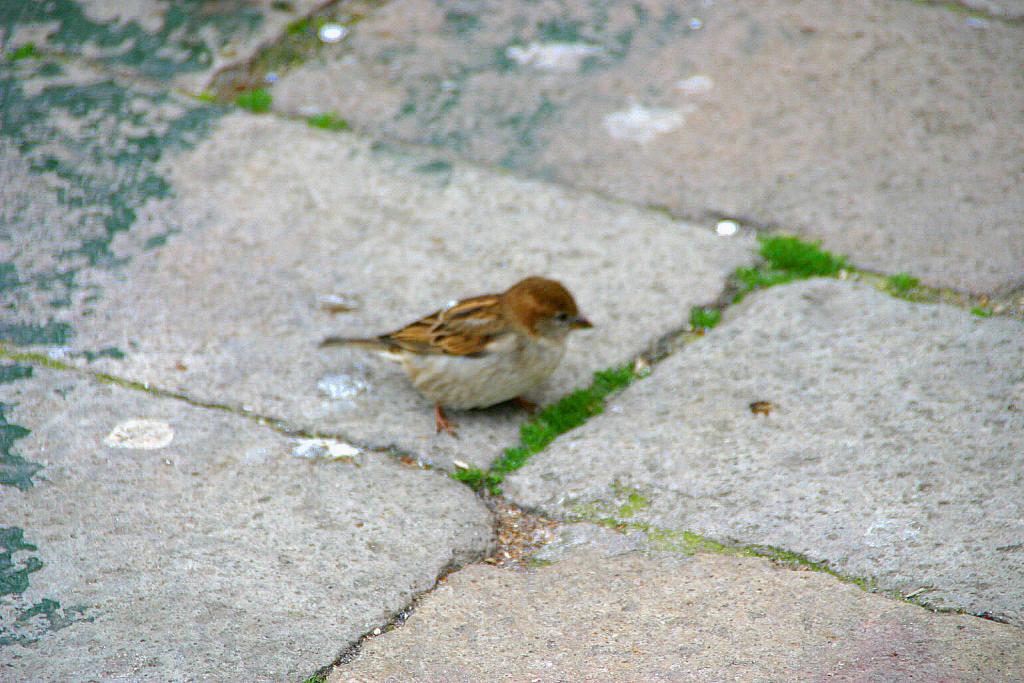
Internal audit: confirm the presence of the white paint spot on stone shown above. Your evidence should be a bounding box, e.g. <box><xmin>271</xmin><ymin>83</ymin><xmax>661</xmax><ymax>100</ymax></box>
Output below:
<box><xmin>104</xmin><ymin>419</ymin><xmax>174</xmax><ymax>450</ymax></box>
<box><xmin>688</xmin><ymin>17</ymin><xmax>704</xmax><ymax>30</ymax></box>
<box><xmin>603</xmin><ymin>102</ymin><xmax>693</xmax><ymax>144</ymax></box>
<box><xmin>506</xmin><ymin>42</ymin><xmax>602</xmax><ymax>72</ymax></box>
<box><xmin>676</xmin><ymin>74</ymin><xmax>714</xmax><ymax>95</ymax></box>
<box><xmin>292</xmin><ymin>438</ymin><xmax>360</xmax><ymax>460</ymax></box>
<box><xmin>318</xmin><ymin>23</ymin><xmax>348</xmax><ymax>43</ymax></box>
<box><xmin>716</xmin><ymin>219</ymin><xmax>739</xmax><ymax>236</ymax></box>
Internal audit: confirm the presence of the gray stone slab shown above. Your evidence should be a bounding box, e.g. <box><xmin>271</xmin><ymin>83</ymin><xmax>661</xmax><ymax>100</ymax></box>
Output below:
<box><xmin>48</xmin><ymin>113</ymin><xmax>754</xmax><ymax>470</ymax></box>
<box><xmin>0</xmin><ymin>364</ymin><xmax>492</xmax><ymax>682</ymax></box>
<box><xmin>330</xmin><ymin>535</ymin><xmax>1024</xmax><ymax>682</ymax></box>
<box><xmin>2</xmin><ymin>0</ymin><xmax>324</xmax><ymax>92</ymax></box>
<box><xmin>271</xmin><ymin>0</ymin><xmax>1024</xmax><ymax>293</ymax></box>
<box><xmin>505</xmin><ymin>279</ymin><xmax>1024</xmax><ymax>624</ymax></box>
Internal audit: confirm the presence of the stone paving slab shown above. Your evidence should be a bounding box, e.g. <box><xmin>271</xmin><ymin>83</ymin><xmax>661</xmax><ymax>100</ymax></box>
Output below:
<box><xmin>46</xmin><ymin>113</ymin><xmax>754</xmax><ymax>470</ymax></box>
<box><xmin>330</xmin><ymin>526</ymin><xmax>1024</xmax><ymax>682</ymax></box>
<box><xmin>505</xmin><ymin>279</ymin><xmax>1024</xmax><ymax>625</ymax></box>
<box><xmin>271</xmin><ymin>0</ymin><xmax>1024</xmax><ymax>293</ymax></box>
<box><xmin>0</xmin><ymin>364</ymin><xmax>492</xmax><ymax>682</ymax></box>
<box><xmin>1</xmin><ymin>0</ymin><xmax>325</xmax><ymax>92</ymax></box>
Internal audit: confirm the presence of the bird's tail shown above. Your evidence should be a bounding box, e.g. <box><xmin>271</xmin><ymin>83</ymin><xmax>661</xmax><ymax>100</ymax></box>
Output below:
<box><xmin>318</xmin><ymin>336</ymin><xmax>397</xmax><ymax>352</ymax></box>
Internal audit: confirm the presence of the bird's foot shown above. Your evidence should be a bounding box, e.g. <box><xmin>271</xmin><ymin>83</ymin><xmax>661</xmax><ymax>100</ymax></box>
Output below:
<box><xmin>435</xmin><ymin>404</ymin><xmax>458</xmax><ymax>437</ymax></box>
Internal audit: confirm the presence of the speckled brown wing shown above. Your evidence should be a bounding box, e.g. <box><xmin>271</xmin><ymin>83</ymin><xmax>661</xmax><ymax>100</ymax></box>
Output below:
<box><xmin>383</xmin><ymin>294</ymin><xmax>508</xmax><ymax>356</ymax></box>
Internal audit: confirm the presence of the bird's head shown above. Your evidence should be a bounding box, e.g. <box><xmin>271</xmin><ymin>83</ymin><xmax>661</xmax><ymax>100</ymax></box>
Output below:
<box><xmin>502</xmin><ymin>276</ymin><xmax>593</xmax><ymax>341</ymax></box>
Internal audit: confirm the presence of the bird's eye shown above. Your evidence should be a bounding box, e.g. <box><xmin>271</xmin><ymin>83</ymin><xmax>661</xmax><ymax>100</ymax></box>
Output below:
<box><xmin>555</xmin><ymin>312</ymin><xmax>570</xmax><ymax>322</ymax></box>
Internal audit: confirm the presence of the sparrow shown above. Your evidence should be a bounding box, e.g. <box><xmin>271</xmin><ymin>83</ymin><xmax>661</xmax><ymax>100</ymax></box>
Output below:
<box><xmin>319</xmin><ymin>276</ymin><xmax>593</xmax><ymax>436</ymax></box>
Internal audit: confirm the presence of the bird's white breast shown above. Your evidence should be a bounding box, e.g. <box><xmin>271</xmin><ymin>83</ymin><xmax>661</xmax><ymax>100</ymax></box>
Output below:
<box><xmin>399</xmin><ymin>333</ymin><xmax>566</xmax><ymax>409</ymax></box>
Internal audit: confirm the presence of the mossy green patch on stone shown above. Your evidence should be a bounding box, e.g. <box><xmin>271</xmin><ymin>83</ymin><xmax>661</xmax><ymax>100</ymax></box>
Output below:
<box><xmin>1</xmin><ymin>58</ymin><xmax>221</xmax><ymax>340</ymax></box>
<box><xmin>414</xmin><ymin>159</ymin><xmax>453</xmax><ymax>174</ymax></box>
<box><xmin>8</xmin><ymin>43</ymin><xmax>39</xmax><ymax>61</ymax></box>
<box><xmin>733</xmin><ymin>235</ymin><xmax>847</xmax><ymax>302</ymax></box>
<box><xmin>5</xmin><ymin>0</ymin><xmax>263</xmax><ymax>80</ymax></box>
<box><xmin>452</xmin><ymin>366</ymin><xmax>638</xmax><ymax>493</ymax></box>
<box><xmin>82</xmin><ymin>347</ymin><xmax>126</xmax><ymax>362</ymax></box>
<box><xmin>444</xmin><ymin>9</ymin><xmax>480</xmax><ymax>36</ymax></box>
<box><xmin>885</xmin><ymin>272</ymin><xmax>921</xmax><ymax>299</ymax></box>
<box><xmin>971</xmin><ymin>306</ymin><xmax>993</xmax><ymax>318</ymax></box>
<box><xmin>0</xmin><ymin>527</ymin><xmax>89</xmax><ymax>646</ymax></box>
<box><xmin>0</xmin><ymin>527</ymin><xmax>41</xmax><ymax>596</ymax></box>
<box><xmin>689</xmin><ymin>306</ymin><xmax>721</xmax><ymax>331</ymax></box>
<box><xmin>307</xmin><ymin>112</ymin><xmax>350</xmax><ymax>131</ymax></box>
<box><xmin>0</xmin><ymin>364</ymin><xmax>43</xmax><ymax>491</ymax></box>
<box><xmin>537</xmin><ymin>18</ymin><xmax>585</xmax><ymax>43</ymax></box>
<box><xmin>236</xmin><ymin>88</ymin><xmax>272</xmax><ymax>113</ymax></box>
<box><xmin>0</xmin><ymin>321</ymin><xmax>72</xmax><ymax>346</ymax></box>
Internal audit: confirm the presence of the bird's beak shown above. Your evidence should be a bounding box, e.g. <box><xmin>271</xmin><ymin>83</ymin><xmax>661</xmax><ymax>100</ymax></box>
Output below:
<box><xmin>571</xmin><ymin>316</ymin><xmax>593</xmax><ymax>330</ymax></box>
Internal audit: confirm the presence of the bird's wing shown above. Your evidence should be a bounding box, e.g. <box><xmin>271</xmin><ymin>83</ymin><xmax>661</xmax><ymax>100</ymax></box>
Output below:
<box><xmin>383</xmin><ymin>294</ymin><xmax>508</xmax><ymax>356</ymax></box>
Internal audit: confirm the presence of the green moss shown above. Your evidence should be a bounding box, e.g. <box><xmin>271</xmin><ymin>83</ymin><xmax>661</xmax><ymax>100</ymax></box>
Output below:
<box><xmin>971</xmin><ymin>306</ymin><xmax>993</xmax><ymax>318</ymax></box>
<box><xmin>235</xmin><ymin>88</ymin><xmax>272</xmax><ymax>113</ymax></box>
<box><xmin>617</xmin><ymin>490</ymin><xmax>651</xmax><ymax>517</ymax></box>
<box><xmin>9</xmin><ymin>43</ymin><xmax>40</xmax><ymax>61</ymax></box>
<box><xmin>734</xmin><ymin>235</ymin><xmax>847</xmax><ymax>302</ymax></box>
<box><xmin>450</xmin><ymin>467</ymin><xmax>487</xmax><ymax>490</ymax></box>
<box><xmin>307</xmin><ymin>112</ymin><xmax>350</xmax><ymax>131</ymax></box>
<box><xmin>689</xmin><ymin>306</ymin><xmax>721</xmax><ymax>331</ymax></box>
<box><xmin>455</xmin><ymin>365</ymin><xmax>637</xmax><ymax>493</ymax></box>
<box><xmin>301</xmin><ymin>673</ymin><xmax>327</xmax><ymax>683</ymax></box>
<box><xmin>885</xmin><ymin>272</ymin><xmax>921</xmax><ymax>299</ymax></box>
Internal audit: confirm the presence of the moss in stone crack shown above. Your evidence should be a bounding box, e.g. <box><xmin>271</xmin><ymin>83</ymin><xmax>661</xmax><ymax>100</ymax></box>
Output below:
<box><xmin>971</xmin><ymin>306</ymin><xmax>993</xmax><ymax>318</ymax></box>
<box><xmin>307</xmin><ymin>112</ymin><xmax>350</xmax><ymax>131</ymax></box>
<box><xmin>450</xmin><ymin>466</ymin><xmax>488</xmax><ymax>490</ymax></box>
<box><xmin>733</xmin><ymin>235</ymin><xmax>847</xmax><ymax>302</ymax></box>
<box><xmin>689</xmin><ymin>306</ymin><xmax>721</xmax><ymax>331</ymax></box>
<box><xmin>450</xmin><ymin>365</ymin><xmax>637</xmax><ymax>493</ymax></box>
<box><xmin>8</xmin><ymin>43</ymin><xmax>40</xmax><ymax>61</ymax></box>
<box><xmin>235</xmin><ymin>88</ymin><xmax>272</xmax><ymax>113</ymax></box>
<box><xmin>301</xmin><ymin>673</ymin><xmax>328</xmax><ymax>683</ymax></box>
<box><xmin>885</xmin><ymin>272</ymin><xmax>921</xmax><ymax>299</ymax></box>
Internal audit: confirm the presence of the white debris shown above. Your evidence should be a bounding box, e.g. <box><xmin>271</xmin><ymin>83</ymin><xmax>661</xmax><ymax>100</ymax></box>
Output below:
<box><xmin>292</xmin><ymin>438</ymin><xmax>360</xmax><ymax>460</ymax></box>
<box><xmin>318</xmin><ymin>23</ymin><xmax>348</xmax><ymax>43</ymax></box>
<box><xmin>715</xmin><ymin>219</ymin><xmax>739</xmax><ymax>236</ymax></box>
<box><xmin>506</xmin><ymin>42</ymin><xmax>603</xmax><ymax>72</ymax></box>
<box><xmin>603</xmin><ymin>102</ymin><xmax>693</xmax><ymax>144</ymax></box>
<box><xmin>104</xmin><ymin>419</ymin><xmax>174</xmax><ymax>450</ymax></box>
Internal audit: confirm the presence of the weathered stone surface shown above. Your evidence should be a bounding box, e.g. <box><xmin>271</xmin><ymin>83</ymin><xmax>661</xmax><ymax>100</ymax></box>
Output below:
<box><xmin>271</xmin><ymin>0</ymin><xmax>1024</xmax><ymax>293</ymax></box>
<box><xmin>48</xmin><ymin>113</ymin><xmax>754</xmax><ymax>470</ymax></box>
<box><xmin>0</xmin><ymin>57</ymin><xmax>222</xmax><ymax>347</ymax></box>
<box><xmin>2</xmin><ymin>0</ymin><xmax>324</xmax><ymax>92</ymax></box>
<box><xmin>0</xmin><ymin>365</ymin><xmax>492</xmax><ymax>682</ymax></box>
<box><xmin>331</xmin><ymin>536</ymin><xmax>1024</xmax><ymax>682</ymax></box>
<box><xmin>505</xmin><ymin>279</ymin><xmax>1024</xmax><ymax>624</ymax></box>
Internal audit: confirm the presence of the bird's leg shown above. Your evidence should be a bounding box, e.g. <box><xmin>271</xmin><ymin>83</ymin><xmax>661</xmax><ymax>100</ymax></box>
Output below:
<box><xmin>512</xmin><ymin>396</ymin><xmax>538</xmax><ymax>414</ymax></box>
<box><xmin>434</xmin><ymin>404</ymin><xmax>458</xmax><ymax>437</ymax></box>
